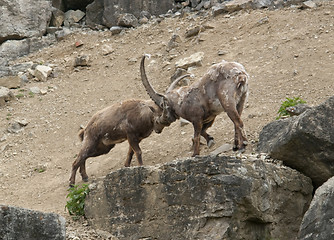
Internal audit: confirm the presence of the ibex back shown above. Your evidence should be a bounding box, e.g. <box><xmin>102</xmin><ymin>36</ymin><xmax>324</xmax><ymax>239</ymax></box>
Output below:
<box><xmin>140</xmin><ymin>55</ymin><xmax>249</xmax><ymax>156</ymax></box>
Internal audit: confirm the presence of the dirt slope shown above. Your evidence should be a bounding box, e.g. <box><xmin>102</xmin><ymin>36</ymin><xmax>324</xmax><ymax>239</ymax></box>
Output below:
<box><xmin>0</xmin><ymin>2</ymin><xmax>333</xmax><ymax>238</ymax></box>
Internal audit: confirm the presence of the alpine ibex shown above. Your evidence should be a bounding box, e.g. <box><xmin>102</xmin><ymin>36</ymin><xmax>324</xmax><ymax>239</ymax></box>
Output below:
<box><xmin>68</xmin><ymin>75</ymin><xmax>189</xmax><ymax>186</ymax></box>
<box><xmin>140</xmin><ymin>54</ymin><xmax>249</xmax><ymax>156</ymax></box>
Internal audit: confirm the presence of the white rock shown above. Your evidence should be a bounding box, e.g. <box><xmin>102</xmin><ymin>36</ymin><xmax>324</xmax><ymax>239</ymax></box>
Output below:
<box><xmin>34</xmin><ymin>65</ymin><xmax>52</xmax><ymax>81</ymax></box>
<box><xmin>175</xmin><ymin>52</ymin><xmax>204</xmax><ymax>69</ymax></box>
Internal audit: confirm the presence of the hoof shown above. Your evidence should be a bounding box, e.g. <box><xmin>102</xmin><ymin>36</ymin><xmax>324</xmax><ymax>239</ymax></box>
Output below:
<box><xmin>233</xmin><ymin>144</ymin><xmax>246</xmax><ymax>153</ymax></box>
<box><xmin>82</xmin><ymin>177</ymin><xmax>89</xmax><ymax>182</ymax></box>
<box><xmin>69</xmin><ymin>183</ymin><xmax>75</xmax><ymax>188</ymax></box>
<box><xmin>207</xmin><ymin>139</ymin><xmax>215</xmax><ymax>148</ymax></box>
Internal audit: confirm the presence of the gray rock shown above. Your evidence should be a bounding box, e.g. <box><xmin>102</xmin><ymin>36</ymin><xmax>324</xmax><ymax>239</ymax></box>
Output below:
<box><xmin>298</xmin><ymin>176</ymin><xmax>334</xmax><ymax>240</ymax></box>
<box><xmin>11</xmin><ymin>62</ymin><xmax>34</xmax><ymax>75</ymax></box>
<box><xmin>0</xmin><ymin>36</ymin><xmax>56</xmax><ymax>61</ymax></box>
<box><xmin>185</xmin><ymin>26</ymin><xmax>202</xmax><ymax>38</ymax></box>
<box><xmin>212</xmin><ymin>3</ymin><xmax>227</xmax><ymax>17</ymax></box>
<box><xmin>30</xmin><ymin>86</ymin><xmax>41</xmax><ymax>94</ymax></box>
<box><xmin>0</xmin><ymin>205</ymin><xmax>66</xmax><ymax>240</ymax></box>
<box><xmin>55</xmin><ymin>28</ymin><xmax>73</xmax><ymax>41</ymax></box>
<box><xmin>64</xmin><ymin>10</ymin><xmax>85</xmax><ymax>27</ymax></box>
<box><xmin>117</xmin><ymin>13</ymin><xmax>139</xmax><ymax>28</ymax></box>
<box><xmin>50</xmin><ymin>7</ymin><xmax>65</xmax><ymax>27</ymax></box>
<box><xmin>109</xmin><ymin>26</ymin><xmax>125</xmax><ymax>35</ymax></box>
<box><xmin>0</xmin><ymin>0</ymin><xmax>52</xmax><ymax>44</ymax></box>
<box><xmin>0</xmin><ymin>86</ymin><xmax>14</xmax><ymax>106</ymax></box>
<box><xmin>85</xmin><ymin>155</ymin><xmax>313</xmax><ymax>240</ymax></box>
<box><xmin>285</xmin><ymin>103</ymin><xmax>311</xmax><ymax>116</ymax></box>
<box><xmin>140</xmin><ymin>10</ymin><xmax>151</xmax><ymax>19</ymax></box>
<box><xmin>302</xmin><ymin>0</ymin><xmax>317</xmax><ymax>9</ymax></box>
<box><xmin>257</xmin><ymin>96</ymin><xmax>334</xmax><ymax>188</ymax></box>
<box><xmin>74</xmin><ymin>55</ymin><xmax>90</xmax><ymax>67</ymax></box>
<box><xmin>175</xmin><ymin>52</ymin><xmax>204</xmax><ymax>69</ymax></box>
<box><xmin>46</xmin><ymin>27</ymin><xmax>62</xmax><ymax>35</ymax></box>
<box><xmin>86</xmin><ymin>0</ymin><xmax>174</xmax><ymax>28</ymax></box>
<box><xmin>0</xmin><ymin>62</ymin><xmax>12</xmax><ymax>78</ymax></box>
<box><xmin>167</xmin><ymin>34</ymin><xmax>182</xmax><ymax>51</ymax></box>
<box><xmin>51</xmin><ymin>0</ymin><xmax>66</xmax><ymax>12</ymax></box>
<box><xmin>7</xmin><ymin>119</ymin><xmax>28</xmax><ymax>133</ymax></box>
<box><xmin>191</xmin><ymin>0</ymin><xmax>201</xmax><ymax>8</ymax></box>
<box><xmin>86</xmin><ymin>0</ymin><xmax>105</xmax><ymax>28</ymax></box>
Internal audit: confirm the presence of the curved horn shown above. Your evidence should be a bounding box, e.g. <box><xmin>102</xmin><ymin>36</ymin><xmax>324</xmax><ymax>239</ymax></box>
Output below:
<box><xmin>166</xmin><ymin>74</ymin><xmax>191</xmax><ymax>94</ymax></box>
<box><xmin>140</xmin><ymin>55</ymin><xmax>166</xmax><ymax>108</ymax></box>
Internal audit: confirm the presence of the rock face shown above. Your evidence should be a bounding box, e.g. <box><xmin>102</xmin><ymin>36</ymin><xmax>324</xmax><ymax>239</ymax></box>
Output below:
<box><xmin>85</xmin><ymin>155</ymin><xmax>313</xmax><ymax>240</ymax></box>
<box><xmin>298</xmin><ymin>176</ymin><xmax>334</xmax><ymax>240</ymax></box>
<box><xmin>0</xmin><ymin>205</ymin><xmax>66</xmax><ymax>240</ymax></box>
<box><xmin>86</xmin><ymin>0</ymin><xmax>174</xmax><ymax>27</ymax></box>
<box><xmin>0</xmin><ymin>0</ymin><xmax>52</xmax><ymax>44</ymax></box>
<box><xmin>257</xmin><ymin>96</ymin><xmax>334</xmax><ymax>188</ymax></box>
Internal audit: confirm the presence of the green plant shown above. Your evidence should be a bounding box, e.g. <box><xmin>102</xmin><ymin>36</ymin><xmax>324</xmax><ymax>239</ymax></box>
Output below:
<box><xmin>276</xmin><ymin>97</ymin><xmax>306</xmax><ymax>119</ymax></box>
<box><xmin>65</xmin><ymin>184</ymin><xmax>90</xmax><ymax>219</ymax></box>
<box><xmin>28</xmin><ymin>91</ymin><xmax>35</xmax><ymax>98</ymax></box>
<box><xmin>15</xmin><ymin>93</ymin><xmax>24</xmax><ymax>99</ymax></box>
<box><xmin>34</xmin><ymin>167</ymin><xmax>46</xmax><ymax>173</ymax></box>
<box><xmin>6</xmin><ymin>113</ymin><xmax>12</xmax><ymax>120</ymax></box>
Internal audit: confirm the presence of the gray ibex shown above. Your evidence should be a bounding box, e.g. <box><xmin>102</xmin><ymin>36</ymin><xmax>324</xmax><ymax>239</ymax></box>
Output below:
<box><xmin>69</xmin><ymin>75</ymin><xmax>188</xmax><ymax>186</ymax></box>
<box><xmin>140</xmin><ymin>54</ymin><xmax>249</xmax><ymax>156</ymax></box>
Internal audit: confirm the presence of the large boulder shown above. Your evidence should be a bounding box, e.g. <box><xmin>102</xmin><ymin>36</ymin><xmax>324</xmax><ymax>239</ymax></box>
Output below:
<box><xmin>85</xmin><ymin>155</ymin><xmax>313</xmax><ymax>240</ymax></box>
<box><xmin>86</xmin><ymin>0</ymin><xmax>174</xmax><ymax>28</ymax></box>
<box><xmin>298</xmin><ymin>176</ymin><xmax>334</xmax><ymax>240</ymax></box>
<box><xmin>0</xmin><ymin>205</ymin><xmax>66</xmax><ymax>240</ymax></box>
<box><xmin>0</xmin><ymin>0</ymin><xmax>56</xmax><ymax>62</ymax></box>
<box><xmin>257</xmin><ymin>96</ymin><xmax>334</xmax><ymax>188</ymax></box>
<box><xmin>0</xmin><ymin>0</ymin><xmax>52</xmax><ymax>44</ymax></box>
<box><xmin>0</xmin><ymin>35</ymin><xmax>56</xmax><ymax>62</ymax></box>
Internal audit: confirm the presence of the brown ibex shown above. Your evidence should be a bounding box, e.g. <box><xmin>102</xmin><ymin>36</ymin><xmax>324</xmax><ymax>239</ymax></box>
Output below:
<box><xmin>140</xmin><ymin>54</ymin><xmax>249</xmax><ymax>156</ymax></box>
<box><xmin>68</xmin><ymin>75</ymin><xmax>189</xmax><ymax>186</ymax></box>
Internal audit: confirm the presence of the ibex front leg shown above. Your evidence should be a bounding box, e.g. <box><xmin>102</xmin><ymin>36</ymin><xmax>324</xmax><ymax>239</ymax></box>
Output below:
<box><xmin>192</xmin><ymin>121</ymin><xmax>203</xmax><ymax>157</ymax></box>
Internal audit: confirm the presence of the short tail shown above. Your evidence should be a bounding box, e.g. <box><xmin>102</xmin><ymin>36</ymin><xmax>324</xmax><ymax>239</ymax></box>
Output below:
<box><xmin>236</xmin><ymin>74</ymin><xmax>248</xmax><ymax>89</ymax></box>
<box><xmin>78</xmin><ymin>128</ymin><xmax>85</xmax><ymax>141</ymax></box>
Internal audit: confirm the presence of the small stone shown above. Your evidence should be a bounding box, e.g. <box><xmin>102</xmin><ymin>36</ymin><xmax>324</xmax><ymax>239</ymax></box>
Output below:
<box><xmin>75</xmin><ymin>40</ymin><xmax>83</xmax><ymax>48</ymax></box>
<box><xmin>117</xmin><ymin>13</ymin><xmax>138</xmax><ymax>28</ymax></box>
<box><xmin>30</xmin><ymin>86</ymin><xmax>41</xmax><ymax>94</ymax></box>
<box><xmin>74</xmin><ymin>55</ymin><xmax>90</xmax><ymax>67</ymax></box>
<box><xmin>34</xmin><ymin>65</ymin><xmax>52</xmax><ymax>81</ymax></box>
<box><xmin>185</xmin><ymin>26</ymin><xmax>201</xmax><ymax>38</ymax></box>
<box><xmin>0</xmin><ymin>86</ymin><xmax>14</xmax><ymax>106</ymax></box>
<box><xmin>139</xmin><ymin>17</ymin><xmax>149</xmax><ymax>25</ymax></box>
<box><xmin>302</xmin><ymin>1</ymin><xmax>317</xmax><ymax>9</ymax></box>
<box><xmin>175</xmin><ymin>52</ymin><xmax>204</xmax><ymax>69</ymax></box>
<box><xmin>110</xmin><ymin>26</ymin><xmax>124</xmax><ymax>35</ymax></box>
<box><xmin>101</xmin><ymin>44</ymin><xmax>114</xmax><ymax>55</ymax></box>
<box><xmin>218</xmin><ymin>50</ymin><xmax>228</xmax><ymax>56</ymax></box>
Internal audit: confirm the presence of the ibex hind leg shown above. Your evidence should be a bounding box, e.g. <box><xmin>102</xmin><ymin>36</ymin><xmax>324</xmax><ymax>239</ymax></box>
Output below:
<box><xmin>201</xmin><ymin>119</ymin><xmax>216</xmax><ymax>148</ymax></box>
<box><xmin>70</xmin><ymin>143</ymin><xmax>115</xmax><ymax>187</ymax></box>
<box><xmin>221</xmin><ymin>99</ymin><xmax>247</xmax><ymax>152</ymax></box>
